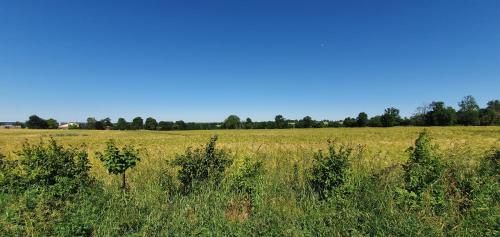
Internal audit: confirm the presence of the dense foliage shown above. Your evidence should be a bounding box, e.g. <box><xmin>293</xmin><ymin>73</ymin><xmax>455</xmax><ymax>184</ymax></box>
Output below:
<box><xmin>0</xmin><ymin>139</ymin><xmax>101</xmax><ymax>236</ymax></box>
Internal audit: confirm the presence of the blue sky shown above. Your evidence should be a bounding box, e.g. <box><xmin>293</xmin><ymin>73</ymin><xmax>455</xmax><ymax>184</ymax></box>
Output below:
<box><xmin>1</xmin><ymin>0</ymin><xmax>499</xmax><ymax>122</ymax></box>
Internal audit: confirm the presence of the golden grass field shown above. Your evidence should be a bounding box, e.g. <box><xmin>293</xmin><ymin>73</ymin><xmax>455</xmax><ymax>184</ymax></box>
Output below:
<box><xmin>1</xmin><ymin>126</ymin><xmax>498</xmax><ymax>188</ymax></box>
<box><xmin>1</xmin><ymin>126</ymin><xmax>499</xmax><ymax>236</ymax></box>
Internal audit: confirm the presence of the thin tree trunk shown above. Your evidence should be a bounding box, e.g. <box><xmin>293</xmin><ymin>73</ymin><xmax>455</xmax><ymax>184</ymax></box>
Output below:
<box><xmin>122</xmin><ymin>172</ymin><xmax>126</xmax><ymax>190</ymax></box>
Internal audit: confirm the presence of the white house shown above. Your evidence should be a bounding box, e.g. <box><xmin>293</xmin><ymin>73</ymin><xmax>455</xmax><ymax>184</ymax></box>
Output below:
<box><xmin>58</xmin><ymin>122</ymin><xmax>79</xmax><ymax>129</ymax></box>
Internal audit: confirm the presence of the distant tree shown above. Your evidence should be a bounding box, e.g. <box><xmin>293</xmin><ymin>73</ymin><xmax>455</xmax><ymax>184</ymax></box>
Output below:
<box><xmin>116</xmin><ymin>118</ymin><xmax>129</xmax><ymax>130</ymax></box>
<box><xmin>46</xmin><ymin>118</ymin><xmax>59</xmax><ymax>129</ymax></box>
<box><xmin>94</xmin><ymin>120</ymin><xmax>105</xmax><ymax>130</ymax></box>
<box><xmin>400</xmin><ymin>117</ymin><xmax>411</xmax><ymax>126</ymax></box>
<box><xmin>368</xmin><ymin>115</ymin><xmax>383</xmax><ymax>127</ymax></box>
<box><xmin>426</xmin><ymin>101</ymin><xmax>456</xmax><ymax>126</ymax></box>
<box><xmin>266</xmin><ymin>121</ymin><xmax>276</xmax><ymax>129</ymax></box>
<box><xmin>101</xmin><ymin>117</ymin><xmax>113</xmax><ymax>129</ymax></box>
<box><xmin>381</xmin><ymin>107</ymin><xmax>401</xmax><ymax>127</ymax></box>
<box><xmin>26</xmin><ymin>115</ymin><xmax>48</xmax><ymax>129</ymax></box>
<box><xmin>223</xmin><ymin>115</ymin><xmax>241</xmax><ymax>129</ymax></box>
<box><xmin>479</xmin><ymin>100</ymin><xmax>500</xmax><ymax>125</ymax></box>
<box><xmin>275</xmin><ymin>115</ymin><xmax>287</xmax><ymax>129</ymax></box>
<box><xmin>343</xmin><ymin>117</ymin><xmax>357</xmax><ymax>127</ymax></box>
<box><xmin>411</xmin><ymin>104</ymin><xmax>431</xmax><ymax>126</ymax></box>
<box><xmin>185</xmin><ymin>122</ymin><xmax>198</xmax><ymax>130</ymax></box>
<box><xmin>144</xmin><ymin>117</ymin><xmax>158</xmax><ymax>130</ymax></box>
<box><xmin>131</xmin><ymin>117</ymin><xmax>144</xmax><ymax>130</ymax></box>
<box><xmin>457</xmin><ymin>95</ymin><xmax>480</xmax><ymax>126</ymax></box>
<box><xmin>14</xmin><ymin>121</ymin><xmax>25</xmax><ymax>128</ymax></box>
<box><xmin>158</xmin><ymin>121</ymin><xmax>174</xmax><ymax>131</ymax></box>
<box><xmin>487</xmin><ymin>99</ymin><xmax>500</xmax><ymax>112</ymax></box>
<box><xmin>356</xmin><ymin>112</ymin><xmax>368</xmax><ymax>127</ymax></box>
<box><xmin>86</xmin><ymin>117</ymin><xmax>97</xmax><ymax>130</ymax></box>
<box><xmin>298</xmin><ymin>116</ymin><xmax>313</xmax><ymax>128</ymax></box>
<box><xmin>328</xmin><ymin>120</ymin><xmax>343</xmax><ymax>128</ymax></box>
<box><xmin>174</xmin><ymin>120</ymin><xmax>187</xmax><ymax>130</ymax></box>
<box><xmin>244</xmin><ymin>117</ymin><xmax>253</xmax><ymax>129</ymax></box>
<box><xmin>313</xmin><ymin>120</ymin><xmax>327</xmax><ymax>128</ymax></box>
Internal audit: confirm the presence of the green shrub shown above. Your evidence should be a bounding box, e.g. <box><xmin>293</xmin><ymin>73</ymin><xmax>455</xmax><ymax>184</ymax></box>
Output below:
<box><xmin>402</xmin><ymin>131</ymin><xmax>444</xmax><ymax>194</ymax></box>
<box><xmin>396</xmin><ymin>130</ymin><xmax>445</xmax><ymax>210</ymax></box>
<box><xmin>0</xmin><ymin>138</ymin><xmax>99</xmax><ymax>236</ymax></box>
<box><xmin>464</xmin><ymin>149</ymin><xmax>500</xmax><ymax>235</ymax></box>
<box><xmin>228</xmin><ymin>157</ymin><xmax>263</xmax><ymax>199</ymax></box>
<box><xmin>172</xmin><ymin>135</ymin><xmax>232</xmax><ymax>193</ymax></box>
<box><xmin>308</xmin><ymin>140</ymin><xmax>353</xmax><ymax>200</ymax></box>
<box><xmin>96</xmin><ymin>140</ymin><xmax>140</xmax><ymax>189</ymax></box>
<box><xmin>12</xmin><ymin>138</ymin><xmax>92</xmax><ymax>195</ymax></box>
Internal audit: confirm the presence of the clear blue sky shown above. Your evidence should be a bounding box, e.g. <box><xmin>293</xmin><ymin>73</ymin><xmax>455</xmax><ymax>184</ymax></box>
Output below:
<box><xmin>1</xmin><ymin>0</ymin><xmax>499</xmax><ymax>122</ymax></box>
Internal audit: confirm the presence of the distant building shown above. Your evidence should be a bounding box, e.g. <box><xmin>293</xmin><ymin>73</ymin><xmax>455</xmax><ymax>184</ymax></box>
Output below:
<box><xmin>0</xmin><ymin>122</ymin><xmax>22</xmax><ymax>129</ymax></box>
<box><xmin>0</xmin><ymin>124</ymin><xmax>22</xmax><ymax>129</ymax></box>
<box><xmin>58</xmin><ymin>122</ymin><xmax>79</xmax><ymax>129</ymax></box>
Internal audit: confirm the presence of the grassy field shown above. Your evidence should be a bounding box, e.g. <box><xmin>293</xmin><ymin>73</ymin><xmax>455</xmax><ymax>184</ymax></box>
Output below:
<box><xmin>1</xmin><ymin>127</ymin><xmax>499</xmax><ymax>236</ymax></box>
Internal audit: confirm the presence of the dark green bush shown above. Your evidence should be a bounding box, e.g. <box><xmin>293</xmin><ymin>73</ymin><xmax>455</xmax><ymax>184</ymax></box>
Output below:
<box><xmin>172</xmin><ymin>135</ymin><xmax>232</xmax><ymax>193</ymax></box>
<box><xmin>308</xmin><ymin>140</ymin><xmax>353</xmax><ymax>200</ymax></box>
<box><xmin>400</xmin><ymin>130</ymin><xmax>444</xmax><ymax>196</ymax></box>
<box><xmin>0</xmin><ymin>138</ymin><xmax>100</xmax><ymax>236</ymax></box>
<box><xmin>7</xmin><ymin>138</ymin><xmax>93</xmax><ymax>195</ymax></box>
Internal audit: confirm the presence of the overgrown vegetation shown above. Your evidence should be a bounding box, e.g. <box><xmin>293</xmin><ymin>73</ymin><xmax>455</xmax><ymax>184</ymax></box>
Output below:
<box><xmin>0</xmin><ymin>139</ymin><xmax>102</xmax><ymax>236</ymax></box>
<box><xmin>0</xmin><ymin>128</ymin><xmax>498</xmax><ymax>236</ymax></box>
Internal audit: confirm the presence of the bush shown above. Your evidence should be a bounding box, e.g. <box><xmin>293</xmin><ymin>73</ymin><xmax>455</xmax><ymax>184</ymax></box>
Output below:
<box><xmin>171</xmin><ymin>135</ymin><xmax>232</xmax><ymax>193</ymax></box>
<box><xmin>466</xmin><ymin>149</ymin><xmax>500</xmax><ymax>235</ymax></box>
<box><xmin>308</xmin><ymin>140</ymin><xmax>353</xmax><ymax>200</ymax></box>
<box><xmin>96</xmin><ymin>140</ymin><xmax>140</xmax><ymax>189</ymax></box>
<box><xmin>0</xmin><ymin>138</ymin><xmax>99</xmax><ymax>236</ymax></box>
<box><xmin>396</xmin><ymin>131</ymin><xmax>445</xmax><ymax>210</ymax></box>
<box><xmin>8</xmin><ymin>138</ymin><xmax>93</xmax><ymax>195</ymax></box>
<box><xmin>228</xmin><ymin>157</ymin><xmax>264</xmax><ymax>199</ymax></box>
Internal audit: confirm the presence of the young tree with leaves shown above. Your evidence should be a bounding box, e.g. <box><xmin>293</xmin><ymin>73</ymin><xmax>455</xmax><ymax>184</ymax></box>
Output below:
<box><xmin>96</xmin><ymin>140</ymin><xmax>140</xmax><ymax>189</ymax></box>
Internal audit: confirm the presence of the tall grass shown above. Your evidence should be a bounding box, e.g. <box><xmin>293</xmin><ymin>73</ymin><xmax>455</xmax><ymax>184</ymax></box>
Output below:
<box><xmin>0</xmin><ymin>127</ymin><xmax>498</xmax><ymax>236</ymax></box>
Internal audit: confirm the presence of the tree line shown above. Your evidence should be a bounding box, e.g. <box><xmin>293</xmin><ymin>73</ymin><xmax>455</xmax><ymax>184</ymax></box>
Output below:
<box><xmin>21</xmin><ymin>95</ymin><xmax>500</xmax><ymax>130</ymax></box>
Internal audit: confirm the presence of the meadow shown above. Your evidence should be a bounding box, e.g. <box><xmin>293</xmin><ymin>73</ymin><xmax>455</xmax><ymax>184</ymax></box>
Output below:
<box><xmin>1</xmin><ymin>127</ymin><xmax>499</xmax><ymax>236</ymax></box>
